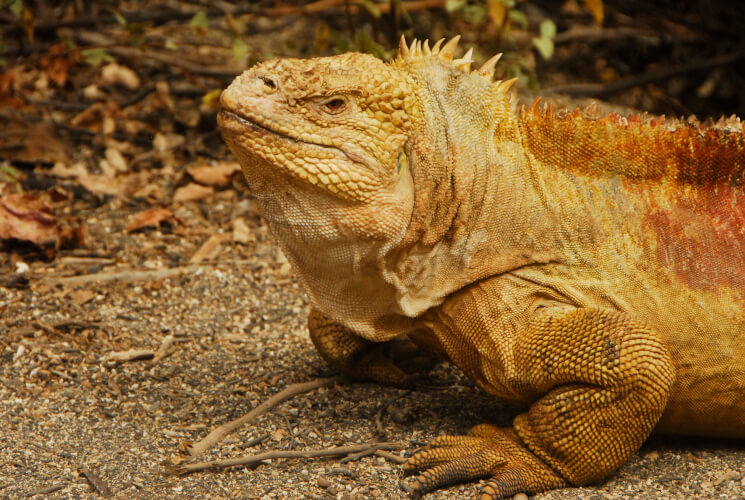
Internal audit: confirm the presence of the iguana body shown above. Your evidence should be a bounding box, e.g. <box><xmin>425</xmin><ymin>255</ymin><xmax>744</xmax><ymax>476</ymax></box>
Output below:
<box><xmin>219</xmin><ymin>36</ymin><xmax>745</xmax><ymax>497</ymax></box>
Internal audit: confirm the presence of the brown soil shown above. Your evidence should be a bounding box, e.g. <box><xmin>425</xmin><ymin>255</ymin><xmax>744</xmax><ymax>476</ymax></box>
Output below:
<box><xmin>2</xmin><ymin>194</ymin><xmax>744</xmax><ymax>499</ymax></box>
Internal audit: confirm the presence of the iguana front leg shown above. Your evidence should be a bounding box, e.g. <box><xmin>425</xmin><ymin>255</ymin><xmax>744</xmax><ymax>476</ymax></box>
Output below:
<box><xmin>308</xmin><ymin>308</ymin><xmax>434</xmax><ymax>387</ymax></box>
<box><xmin>405</xmin><ymin>307</ymin><xmax>675</xmax><ymax>498</ymax></box>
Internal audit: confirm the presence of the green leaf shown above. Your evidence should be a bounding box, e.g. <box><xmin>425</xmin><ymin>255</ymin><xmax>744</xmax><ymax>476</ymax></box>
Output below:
<box><xmin>445</xmin><ymin>0</ymin><xmax>467</xmax><ymax>13</ymax></box>
<box><xmin>532</xmin><ymin>36</ymin><xmax>554</xmax><ymax>60</ymax></box>
<box><xmin>354</xmin><ymin>30</ymin><xmax>388</xmax><ymax>59</ymax></box>
<box><xmin>110</xmin><ymin>9</ymin><xmax>127</xmax><ymax>27</ymax></box>
<box><xmin>462</xmin><ymin>5</ymin><xmax>486</xmax><ymax>24</ymax></box>
<box><xmin>508</xmin><ymin>9</ymin><xmax>527</xmax><ymax>29</ymax></box>
<box><xmin>189</xmin><ymin>11</ymin><xmax>209</xmax><ymax>37</ymax></box>
<box><xmin>164</xmin><ymin>38</ymin><xmax>178</xmax><ymax>51</ymax></box>
<box><xmin>232</xmin><ymin>38</ymin><xmax>250</xmax><ymax>60</ymax></box>
<box><xmin>202</xmin><ymin>88</ymin><xmax>222</xmax><ymax>107</ymax></box>
<box><xmin>81</xmin><ymin>48</ymin><xmax>114</xmax><ymax>66</ymax></box>
<box><xmin>0</xmin><ymin>162</ymin><xmax>20</xmax><ymax>181</ymax></box>
<box><xmin>358</xmin><ymin>0</ymin><xmax>381</xmax><ymax>18</ymax></box>
<box><xmin>8</xmin><ymin>0</ymin><xmax>23</xmax><ymax>17</ymax></box>
<box><xmin>539</xmin><ymin>18</ymin><xmax>556</xmax><ymax>38</ymax></box>
<box><xmin>533</xmin><ymin>19</ymin><xmax>556</xmax><ymax>60</ymax></box>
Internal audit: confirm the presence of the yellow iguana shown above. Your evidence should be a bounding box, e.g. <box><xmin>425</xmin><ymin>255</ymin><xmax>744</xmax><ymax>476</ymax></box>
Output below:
<box><xmin>218</xmin><ymin>36</ymin><xmax>745</xmax><ymax>498</ymax></box>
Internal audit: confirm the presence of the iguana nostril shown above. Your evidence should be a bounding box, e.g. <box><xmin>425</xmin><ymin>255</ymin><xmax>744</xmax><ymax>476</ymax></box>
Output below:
<box><xmin>259</xmin><ymin>76</ymin><xmax>276</xmax><ymax>90</ymax></box>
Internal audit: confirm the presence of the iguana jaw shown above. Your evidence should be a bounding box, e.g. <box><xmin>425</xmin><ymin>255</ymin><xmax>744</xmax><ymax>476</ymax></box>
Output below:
<box><xmin>219</xmin><ymin>108</ymin><xmax>380</xmax><ymax>202</ymax></box>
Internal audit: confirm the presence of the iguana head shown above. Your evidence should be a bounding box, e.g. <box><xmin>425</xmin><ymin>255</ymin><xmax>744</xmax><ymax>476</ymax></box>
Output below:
<box><xmin>220</xmin><ymin>51</ymin><xmax>418</xmax><ymax>203</ymax></box>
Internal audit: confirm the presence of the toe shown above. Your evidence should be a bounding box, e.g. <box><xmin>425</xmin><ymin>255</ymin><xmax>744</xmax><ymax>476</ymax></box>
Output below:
<box><xmin>402</xmin><ymin>427</ymin><xmax>568</xmax><ymax>498</ymax></box>
<box><xmin>405</xmin><ymin>434</ymin><xmax>492</xmax><ymax>475</ymax></box>
<box><xmin>409</xmin><ymin>453</ymin><xmax>504</xmax><ymax>497</ymax></box>
<box><xmin>478</xmin><ymin>461</ymin><xmax>566</xmax><ymax>499</ymax></box>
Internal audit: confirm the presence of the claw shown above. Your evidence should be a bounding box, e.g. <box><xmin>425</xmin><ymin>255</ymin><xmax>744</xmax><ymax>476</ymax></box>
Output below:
<box><xmin>404</xmin><ymin>426</ymin><xmax>567</xmax><ymax>499</ymax></box>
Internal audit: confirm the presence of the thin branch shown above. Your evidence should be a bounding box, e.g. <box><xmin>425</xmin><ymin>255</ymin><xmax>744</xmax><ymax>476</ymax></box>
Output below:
<box><xmin>187</xmin><ymin>376</ymin><xmax>345</xmax><ymax>457</ymax></box>
<box><xmin>169</xmin><ymin>442</ymin><xmax>403</xmax><ymax>475</ymax></box>
<box><xmin>273</xmin><ymin>411</ymin><xmax>295</xmax><ymax>451</ymax></box>
<box><xmin>25</xmin><ymin>483</ymin><xmax>65</xmax><ymax>497</ymax></box>
<box><xmin>544</xmin><ymin>50</ymin><xmax>745</xmax><ymax>98</ymax></box>
<box><xmin>552</xmin><ymin>26</ymin><xmax>702</xmax><ymax>45</ymax></box>
<box><xmin>3</xmin><ymin>0</ymin><xmax>446</xmax><ymax>36</ymax></box>
<box><xmin>80</xmin><ymin>466</ymin><xmax>112</xmax><ymax>497</ymax></box>
<box><xmin>45</xmin><ymin>266</ymin><xmax>204</xmax><ymax>286</ymax></box>
<box><xmin>152</xmin><ymin>334</ymin><xmax>176</xmax><ymax>363</ymax></box>
<box><xmin>339</xmin><ymin>446</ymin><xmax>377</xmax><ymax>464</ymax></box>
<box><xmin>73</xmin><ymin>32</ymin><xmax>240</xmax><ymax>79</ymax></box>
<box><xmin>374</xmin><ymin>449</ymin><xmax>407</xmax><ymax>464</ymax></box>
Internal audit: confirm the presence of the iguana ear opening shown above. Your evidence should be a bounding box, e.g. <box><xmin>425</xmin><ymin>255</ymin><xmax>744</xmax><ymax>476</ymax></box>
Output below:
<box><xmin>397</xmin><ymin>150</ymin><xmax>408</xmax><ymax>175</ymax></box>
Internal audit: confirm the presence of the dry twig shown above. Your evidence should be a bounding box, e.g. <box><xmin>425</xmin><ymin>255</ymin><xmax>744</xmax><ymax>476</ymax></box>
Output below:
<box><xmin>25</xmin><ymin>483</ymin><xmax>65</xmax><ymax>497</ymax></box>
<box><xmin>544</xmin><ymin>50</ymin><xmax>745</xmax><ymax>98</ymax></box>
<box><xmin>105</xmin><ymin>349</ymin><xmax>154</xmax><ymax>362</ymax></box>
<box><xmin>80</xmin><ymin>466</ymin><xmax>112</xmax><ymax>497</ymax></box>
<box><xmin>187</xmin><ymin>375</ymin><xmax>344</xmax><ymax>457</ymax></box>
<box><xmin>170</xmin><ymin>442</ymin><xmax>403</xmax><ymax>475</ymax></box>
<box><xmin>374</xmin><ymin>449</ymin><xmax>407</xmax><ymax>464</ymax></box>
<box><xmin>152</xmin><ymin>335</ymin><xmax>176</xmax><ymax>363</ymax></box>
<box><xmin>48</xmin><ymin>266</ymin><xmax>202</xmax><ymax>286</ymax></box>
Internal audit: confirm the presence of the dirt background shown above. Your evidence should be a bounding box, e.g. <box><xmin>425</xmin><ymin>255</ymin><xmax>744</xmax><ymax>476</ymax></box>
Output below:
<box><xmin>2</xmin><ymin>1</ymin><xmax>745</xmax><ymax>498</ymax></box>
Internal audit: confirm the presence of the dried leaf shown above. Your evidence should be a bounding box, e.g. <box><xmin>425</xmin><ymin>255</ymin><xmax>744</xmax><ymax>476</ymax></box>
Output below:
<box><xmin>101</xmin><ymin>63</ymin><xmax>141</xmax><ymax>89</ymax></box>
<box><xmin>232</xmin><ymin>217</ymin><xmax>253</xmax><ymax>245</ymax></box>
<box><xmin>581</xmin><ymin>0</ymin><xmax>604</xmax><ymax>25</ymax></box>
<box><xmin>105</xmin><ymin>147</ymin><xmax>128</xmax><ymax>173</ymax></box>
<box><xmin>153</xmin><ymin>132</ymin><xmax>184</xmax><ymax>152</ymax></box>
<box><xmin>70</xmin><ymin>101</ymin><xmax>123</xmax><ymax>133</ymax></box>
<box><xmin>271</xmin><ymin>427</ymin><xmax>288</xmax><ymax>442</ymax></box>
<box><xmin>190</xmin><ymin>234</ymin><xmax>226</xmax><ymax>263</ymax></box>
<box><xmin>126</xmin><ymin>208</ymin><xmax>180</xmax><ymax>233</ymax></box>
<box><xmin>77</xmin><ymin>174</ymin><xmax>125</xmax><ymax>197</ymax></box>
<box><xmin>0</xmin><ymin>112</ymin><xmax>68</xmax><ymax>163</ymax></box>
<box><xmin>173</xmin><ymin>183</ymin><xmax>214</xmax><ymax>202</ymax></box>
<box><xmin>58</xmin><ymin>220</ymin><xmax>86</xmax><ymax>248</ymax></box>
<box><xmin>50</xmin><ymin>162</ymin><xmax>88</xmax><ymax>179</ymax></box>
<box><xmin>487</xmin><ymin>0</ymin><xmax>507</xmax><ymax>28</ymax></box>
<box><xmin>0</xmin><ymin>193</ymin><xmax>58</xmax><ymax>246</ymax></box>
<box><xmin>70</xmin><ymin>289</ymin><xmax>96</xmax><ymax>306</ymax></box>
<box><xmin>186</xmin><ymin>162</ymin><xmax>241</xmax><ymax>187</ymax></box>
<box><xmin>40</xmin><ymin>44</ymin><xmax>77</xmax><ymax>87</ymax></box>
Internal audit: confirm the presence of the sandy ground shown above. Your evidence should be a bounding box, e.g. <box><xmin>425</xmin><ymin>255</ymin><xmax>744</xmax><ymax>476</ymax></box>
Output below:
<box><xmin>1</xmin><ymin>193</ymin><xmax>744</xmax><ymax>500</ymax></box>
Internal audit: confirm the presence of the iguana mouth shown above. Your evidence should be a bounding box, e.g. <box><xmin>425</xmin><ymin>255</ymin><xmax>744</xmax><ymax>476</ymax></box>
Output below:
<box><xmin>220</xmin><ymin>110</ymin><xmax>303</xmax><ymax>144</ymax></box>
<box><xmin>220</xmin><ymin>109</ymin><xmax>371</xmax><ymax>168</ymax></box>
<box><xmin>219</xmin><ymin>109</ymin><xmax>338</xmax><ymax>152</ymax></box>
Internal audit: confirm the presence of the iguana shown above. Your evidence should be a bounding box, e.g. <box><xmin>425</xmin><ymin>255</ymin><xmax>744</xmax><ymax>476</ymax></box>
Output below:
<box><xmin>218</xmin><ymin>36</ymin><xmax>745</xmax><ymax>498</ymax></box>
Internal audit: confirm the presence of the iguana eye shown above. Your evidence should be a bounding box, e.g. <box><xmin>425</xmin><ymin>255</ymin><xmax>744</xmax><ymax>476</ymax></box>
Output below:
<box><xmin>324</xmin><ymin>98</ymin><xmax>346</xmax><ymax>113</ymax></box>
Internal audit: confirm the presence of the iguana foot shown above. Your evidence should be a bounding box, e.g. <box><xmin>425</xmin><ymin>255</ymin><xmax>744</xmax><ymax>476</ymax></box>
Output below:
<box><xmin>309</xmin><ymin>308</ymin><xmax>437</xmax><ymax>387</ymax></box>
<box><xmin>403</xmin><ymin>424</ymin><xmax>566</xmax><ymax>499</ymax></box>
<box><xmin>345</xmin><ymin>336</ymin><xmax>436</xmax><ymax>387</ymax></box>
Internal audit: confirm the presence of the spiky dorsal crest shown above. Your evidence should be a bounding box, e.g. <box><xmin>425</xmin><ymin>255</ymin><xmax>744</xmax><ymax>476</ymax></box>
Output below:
<box><xmin>520</xmin><ymin>97</ymin><xmax>745</xmax><ymax>185</ymax></box>
<box><xmin>396</xmin><ymin>35</ymin><xmax>515</xmax><ymax>94</ymax></box>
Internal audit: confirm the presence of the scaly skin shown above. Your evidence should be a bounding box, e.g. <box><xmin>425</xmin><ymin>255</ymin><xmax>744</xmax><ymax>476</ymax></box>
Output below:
<box><xmin>219</xmin><ymin>35</ymin><xmax>745</xmax><ymax>498</ymax></box>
